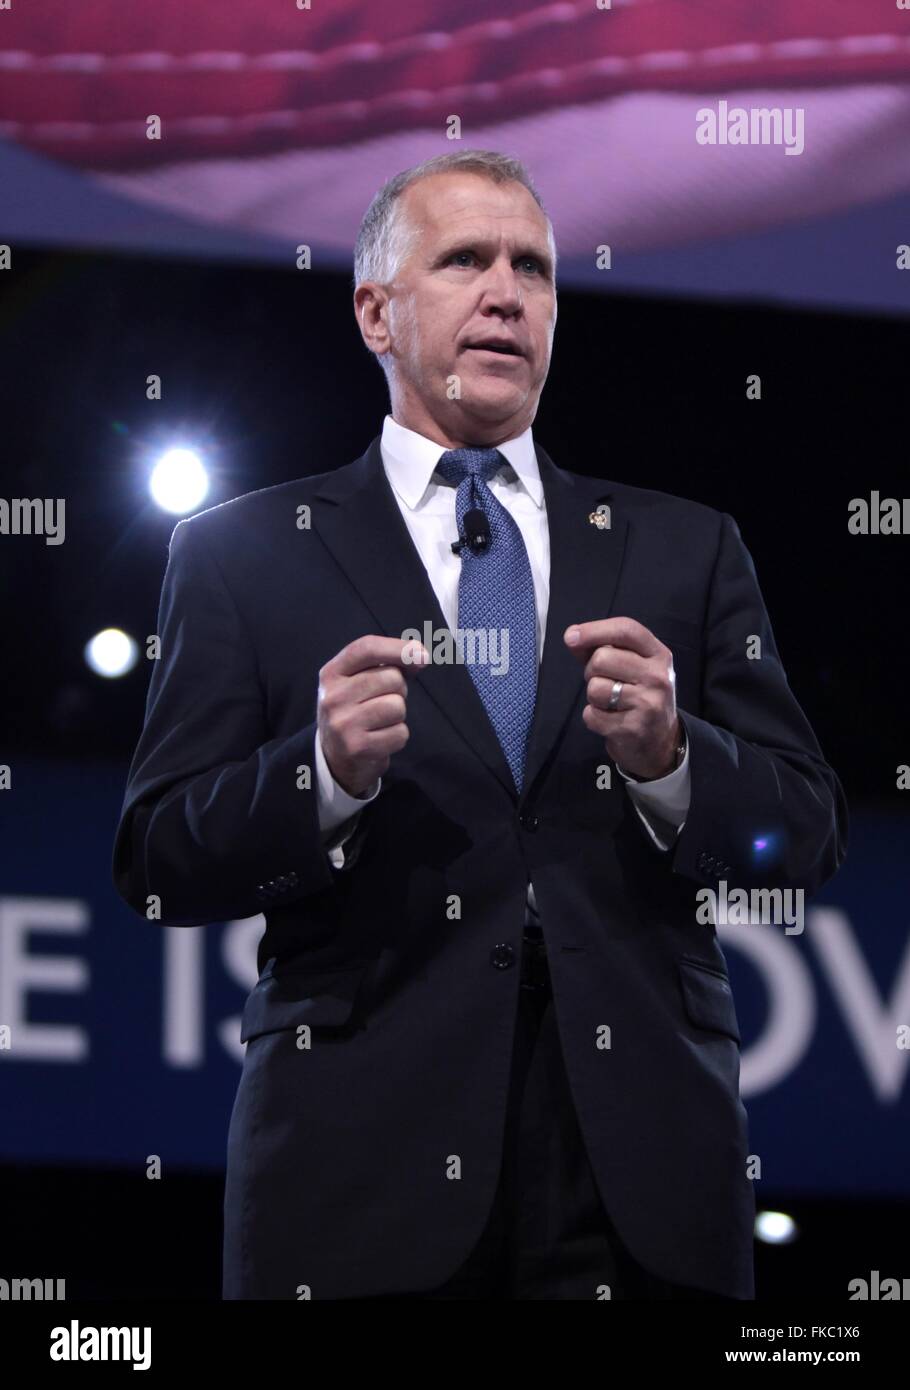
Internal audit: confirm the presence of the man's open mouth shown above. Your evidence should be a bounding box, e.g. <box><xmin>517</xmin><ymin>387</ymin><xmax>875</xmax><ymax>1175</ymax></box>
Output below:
<box><xmin>466</xmin><ymin>341</ymin><xmax>523</xmax><ymax>357</ymax></box>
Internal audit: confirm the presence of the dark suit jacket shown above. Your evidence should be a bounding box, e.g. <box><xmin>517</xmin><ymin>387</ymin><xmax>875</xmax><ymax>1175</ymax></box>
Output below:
<box><xmin>112</xmin><ymin>434</ymin><xmax>847</xmax><ymax>1299</ymax></box>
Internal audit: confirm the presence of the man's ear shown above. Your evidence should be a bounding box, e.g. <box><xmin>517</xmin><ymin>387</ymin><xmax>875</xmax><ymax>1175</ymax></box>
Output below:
<box><xmin>354</xmin><ymin>283</ymin><xmax>390</xmax><ymax>360</ymax></box>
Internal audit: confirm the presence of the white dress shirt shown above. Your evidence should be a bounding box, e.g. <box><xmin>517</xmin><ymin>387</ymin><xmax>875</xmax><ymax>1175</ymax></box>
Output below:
<box><xmin>313</xmin><ymin>414</ymin><xmax>691</xmax><ymax>917</ymax></box>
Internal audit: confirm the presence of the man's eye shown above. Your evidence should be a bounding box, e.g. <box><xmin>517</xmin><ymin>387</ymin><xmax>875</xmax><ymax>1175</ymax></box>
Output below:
<box><xmin>445</xmin><ymin>251</ymin><xmax>544</xmax><ymax>274</ymax></box>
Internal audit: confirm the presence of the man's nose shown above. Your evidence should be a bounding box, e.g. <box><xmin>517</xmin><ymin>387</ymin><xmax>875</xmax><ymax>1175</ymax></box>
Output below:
<box><xmin>481</xmin><ymin>266</ymin><xmax>524</xmax><ymax>315</ymax></box>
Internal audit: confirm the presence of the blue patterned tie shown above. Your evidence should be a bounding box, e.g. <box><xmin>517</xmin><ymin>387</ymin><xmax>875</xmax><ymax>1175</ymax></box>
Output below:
<box><xmin>435</xmin><ymin>446</ymin><xmax>538</xmax><ymax>793</ymax></box>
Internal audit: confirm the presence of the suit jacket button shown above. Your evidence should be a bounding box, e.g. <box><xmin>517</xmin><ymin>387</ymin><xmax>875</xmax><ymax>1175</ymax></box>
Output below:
<box><xmin>490</xmin><ymin>944</ymin><xmax>515</xmax><ymax>970</ymax></box>
<box><xmin>519</xmin><ymin>812</ymin><xmax>539</xmax><ymax>832</ymax></box>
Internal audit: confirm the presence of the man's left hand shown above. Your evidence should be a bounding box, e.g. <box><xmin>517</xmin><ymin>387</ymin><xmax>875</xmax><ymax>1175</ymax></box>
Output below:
<box><xmin>564</xmin><ymin>617</ymin><xmax>681</xmax><ymax>781</ymax></box>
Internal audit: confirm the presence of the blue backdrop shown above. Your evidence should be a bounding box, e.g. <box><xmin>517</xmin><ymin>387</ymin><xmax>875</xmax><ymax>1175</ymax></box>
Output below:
<box><xmin>1</xmin><ymin>758</ymin><xmax>907</xmax><ymax>1192</ymax></box>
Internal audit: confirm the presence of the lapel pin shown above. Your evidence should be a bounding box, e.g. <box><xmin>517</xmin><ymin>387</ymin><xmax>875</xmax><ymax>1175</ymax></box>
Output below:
<box><xmin>589</xmin><ymin>503</ymin><xmax>611</xmax><ymax>530</ymax></box>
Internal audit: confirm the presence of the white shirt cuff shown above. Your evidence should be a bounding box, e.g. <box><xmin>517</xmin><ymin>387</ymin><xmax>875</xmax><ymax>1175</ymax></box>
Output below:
<box><xmin>314</xmin><ymin>727</ymin><xmax>381</xmax><ymax>865</ymax></box>
<box><xmin>615</xmin><ymin>742</ymin><xmax>691</xmax><ymax>851</ymax></box>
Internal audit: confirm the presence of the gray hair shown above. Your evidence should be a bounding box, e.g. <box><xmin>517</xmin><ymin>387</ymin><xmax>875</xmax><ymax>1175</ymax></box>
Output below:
<box><xmin>353</xmin><ymin>149</ymin><xmax>556</xmax><ymax>294</ymax></box>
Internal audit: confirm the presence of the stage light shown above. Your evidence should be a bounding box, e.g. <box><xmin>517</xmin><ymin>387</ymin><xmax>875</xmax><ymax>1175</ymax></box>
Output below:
<box><xmin>84</xmin><ymin>628</ymin><xmax>139</xmax><ymax>678</ymax></box>
<box><xmin>149</xmin><ymin>447</ymin><xmax>209</xmax><ymax>514</ymax></box>
<box><xmin>755</xmin><ymin>1210</ymin><xmax>799</xmax><ymax>1245</ymax></box>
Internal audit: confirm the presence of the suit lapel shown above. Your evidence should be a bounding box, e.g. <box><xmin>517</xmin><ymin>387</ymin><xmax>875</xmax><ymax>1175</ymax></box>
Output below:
<box><xmin>522</xmin><ymin>444</ymin><xmax>628</xmax><ymax>797</ymax></box>
<box><xmin>312</xmin><ymin>436</ymin><xmax>629</xmax><ymax>804</ymax></box>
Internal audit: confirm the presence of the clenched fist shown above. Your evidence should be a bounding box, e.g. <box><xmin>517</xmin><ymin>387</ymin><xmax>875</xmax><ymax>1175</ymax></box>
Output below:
<box><xmin>318</xmin><ymin>635</ymin><xmax>430</xmax><ymax>797</ymax></box>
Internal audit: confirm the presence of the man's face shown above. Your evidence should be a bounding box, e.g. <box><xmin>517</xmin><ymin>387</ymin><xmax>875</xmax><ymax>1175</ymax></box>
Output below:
<box><xmin>359</xmin><ymin>172</ymin><xmax>557</xmax><ymax>447</ymax></box>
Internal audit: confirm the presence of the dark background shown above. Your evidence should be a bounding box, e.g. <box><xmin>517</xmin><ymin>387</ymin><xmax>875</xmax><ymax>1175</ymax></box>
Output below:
<box><xmin>2</xmin><ymin>249</ymin><xmax>904</xmax><ymax>796</ymax></box>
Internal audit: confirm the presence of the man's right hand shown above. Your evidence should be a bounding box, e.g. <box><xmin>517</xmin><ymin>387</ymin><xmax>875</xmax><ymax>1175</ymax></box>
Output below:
<box><xmin>317</xmin><ymin>636</ymin><xmax>430</xmax><ymax>798</ymax></box>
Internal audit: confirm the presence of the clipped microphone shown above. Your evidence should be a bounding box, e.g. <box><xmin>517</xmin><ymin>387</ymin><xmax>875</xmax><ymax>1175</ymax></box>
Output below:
<box><xmin>450</xmin><ymin>508</ymin><xmax>490</xmax><ymax>555</ymax></box>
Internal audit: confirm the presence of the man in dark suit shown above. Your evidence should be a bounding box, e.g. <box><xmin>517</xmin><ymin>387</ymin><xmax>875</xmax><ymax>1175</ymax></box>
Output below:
<box><xmin>113</xmin><ymin>149</ymin><xmax>847</xmax><ymax>1300</ymax></box>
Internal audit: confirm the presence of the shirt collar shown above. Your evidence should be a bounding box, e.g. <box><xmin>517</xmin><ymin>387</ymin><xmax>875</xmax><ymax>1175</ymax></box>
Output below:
<box><xmin>380</xmin><ymin>413</ymin><xmax>543</xmax><ymax>511</ymax></box>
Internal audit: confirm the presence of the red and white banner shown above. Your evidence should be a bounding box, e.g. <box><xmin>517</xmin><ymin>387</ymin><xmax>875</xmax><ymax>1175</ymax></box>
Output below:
<box><xmin>1</xmin><ymin>1</ymin><xmax>909</xmax><ymax>278</ymax></box>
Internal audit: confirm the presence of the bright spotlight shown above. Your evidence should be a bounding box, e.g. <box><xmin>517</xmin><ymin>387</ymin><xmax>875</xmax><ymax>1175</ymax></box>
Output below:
<box><xmin>755</xmin><ymin>1210</ymin><xmax>798</xmax><ymax>1245</ymax></box>
<box><xmin>85</xmin><ymin>628</ymin><xmax>139</xmax><ymax>679</ymax></box>
<box><xmin>149</xmin><ymin>447</ymin><xmax>209</xmax><ymax>514</ymax></box>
